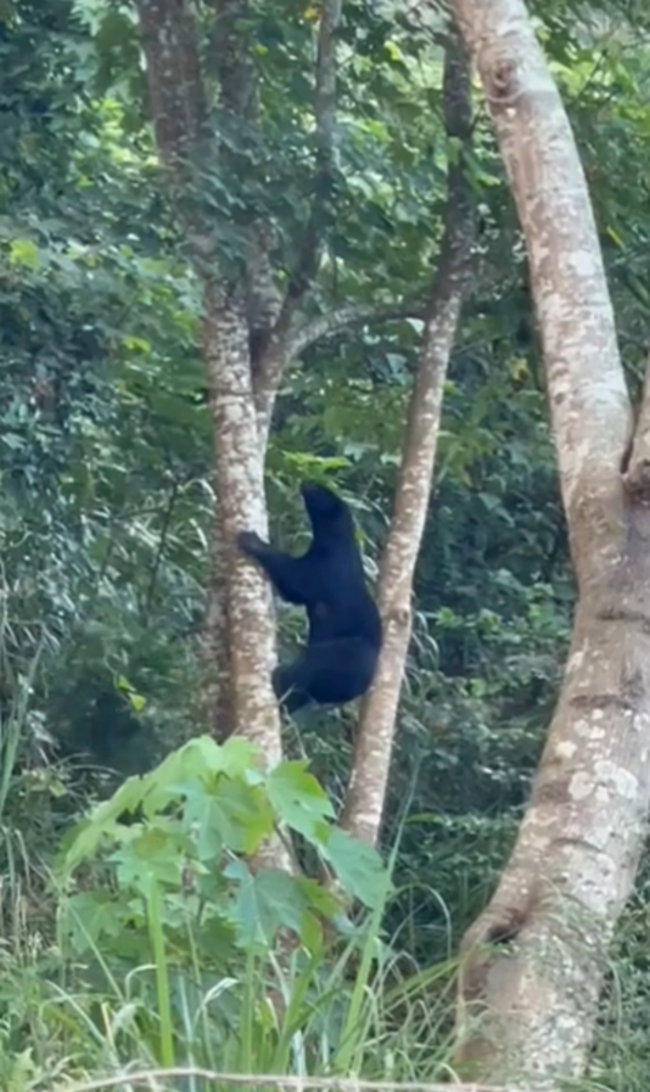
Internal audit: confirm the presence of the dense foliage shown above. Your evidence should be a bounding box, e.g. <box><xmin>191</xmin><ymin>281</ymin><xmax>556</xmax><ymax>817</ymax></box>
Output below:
<box><xmin>0</xmin><ymin>0</ymin><xmax>649</xmax><ymax>1088</ymax></box>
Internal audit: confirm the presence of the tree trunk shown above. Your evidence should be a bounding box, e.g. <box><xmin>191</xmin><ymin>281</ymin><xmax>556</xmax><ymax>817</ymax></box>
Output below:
<box><xmin>136</xmin><ymin>0</ymin><xmax>284</xmax><ymax>759</ymax></box>
<box><xmin>341</xmin><ymin>35</ymin><xmax>475</xmax><ymax>845</ymax></box>
<box><xmin>202</xmin><ymin>287</ymin><xmax>282</xmax><ymax>753</ymax></box>
<box><xmin>449</xmin><ymin>0</ymin><xmax>650</xmax><ymax>1086</ymax></box>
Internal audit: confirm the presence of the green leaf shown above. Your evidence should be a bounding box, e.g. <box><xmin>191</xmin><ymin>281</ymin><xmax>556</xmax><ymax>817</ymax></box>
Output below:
<box><xmin>321</xmin><ymin>828</ymin><xmax>390</xmax><ymax>909</ymax></box>
<box><xmin>8</xmin><ymin>238</ymin><xmax>40</xmax><ymax>269</ymax></box>
<box><xmin>226</xmin><ymin>862</ymin><xmax>314</xmax><ymax>948</ymax></box>
<box><xmin>267</xmin><ymin>760</ymin><xmax>335</xmax><ymax>841</ymax></box>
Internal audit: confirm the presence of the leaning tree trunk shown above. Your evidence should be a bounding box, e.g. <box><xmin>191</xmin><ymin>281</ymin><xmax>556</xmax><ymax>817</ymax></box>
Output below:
<box><xmin>449</xmin><ymin>0</ymin><xmax>650</xmax><ymax>1086</ymax></box>
<box><xmin>340</xmin><ymin>35</ymin><xmax>474</xmax><ymax>846</ymax></box>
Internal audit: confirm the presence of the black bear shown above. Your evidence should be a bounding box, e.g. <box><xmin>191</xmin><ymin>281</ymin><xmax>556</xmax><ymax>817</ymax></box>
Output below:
<box><xmin>238</xmin><ymin>482</ymin><xmax>382</xmax><ymax>713</ymax></box>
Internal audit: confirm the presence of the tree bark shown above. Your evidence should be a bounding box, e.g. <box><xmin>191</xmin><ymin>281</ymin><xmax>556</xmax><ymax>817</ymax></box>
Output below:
<box><xmin>136</xmin><ymin>0</ymin><xmax>283</xmax><ymax>758</ymax></box>
<box><xmin>340</xmin><ymin>34</ymin><xmax>475</xmax><ymax>845</ymax></box>
<box><xmin>449</xmin><ymin>0</ymin><xmax>650</xmax><ymax>1086</ymax></box>
<box><xmin>201</xmin><ymin>287</ymin><xmax>282</xmax><ymax>751</ymax></box>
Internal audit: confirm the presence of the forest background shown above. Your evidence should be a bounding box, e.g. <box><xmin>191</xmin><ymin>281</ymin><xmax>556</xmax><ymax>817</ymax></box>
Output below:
<box><xmin>2</xmin><ymin>0</ymin><xmax>650</xmax><ymax>1090</ymax></box>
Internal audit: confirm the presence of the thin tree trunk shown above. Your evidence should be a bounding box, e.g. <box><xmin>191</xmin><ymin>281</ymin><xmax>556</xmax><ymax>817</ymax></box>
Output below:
<box><xmin>341</xmin><ymin>34</ymin><xmax>474</xmax><ymax>845</ymax></box>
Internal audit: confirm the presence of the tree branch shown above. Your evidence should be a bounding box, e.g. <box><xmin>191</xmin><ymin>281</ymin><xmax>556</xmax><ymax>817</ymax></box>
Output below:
<box><xmin>59</xmin><ymin>1062</ymin><xmax>532</xmax><ymax>1092</ymax></box>
<box><xmin>251</xmin><ymin>0</ymin><xmax>342</xmax><ymax>434</ymax></box>
<box><xmin>286</xmin><ymin>300</ymin><xmax>429</xmax><ymax>358</ymax></box>
<box><xmin>273</xmin><ymin>0</ymin><xmax>341</xmax><ymax>333</ymax></box>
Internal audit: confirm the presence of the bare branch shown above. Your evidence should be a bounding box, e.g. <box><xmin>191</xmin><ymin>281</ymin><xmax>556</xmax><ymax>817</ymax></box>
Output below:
<box><xmin>287</xmin><ymin>300</ymin><xmax>429</xmax><ymax>358</ymax></box>
<box><xmin>254</xmin><ymin>297</ymin><xmax>429</xmax><ymax>443</ymax></box>
<box><xmin>59</xmin><ymin>1064</ymin><xmax>530</xmax><ymax>1092</ymax></box>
